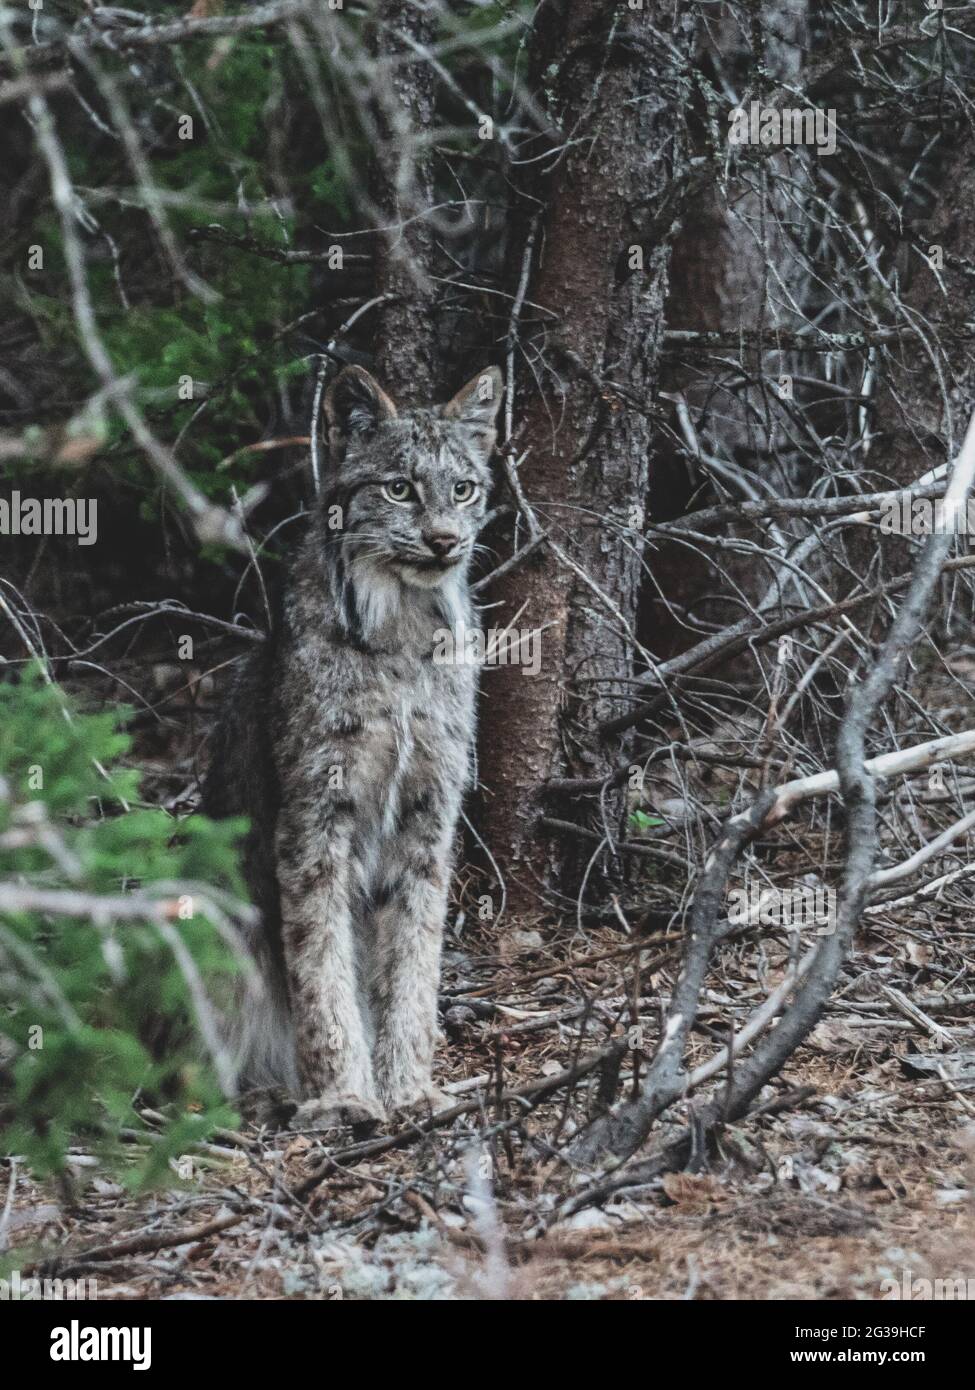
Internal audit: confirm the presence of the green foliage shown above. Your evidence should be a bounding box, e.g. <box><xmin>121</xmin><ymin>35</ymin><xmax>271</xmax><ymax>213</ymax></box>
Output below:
<box><xmin>5</xmin><ymin>3</ymin><xmax>528</xmax><ymax>518</ymax></box>
<box><xmin>15</xmin><ymin>27</ymin><xmax>357</xmax><ymax>510</ymax></box>
<box><xmin>628</xmin><ymin>809</ymin><xmax>665</xmax><ymax>832</ymax></box>
<box><xmin>0</xmin><ymin>667</ymin><xmax>246</xmax><ymax>1185</ymax></box>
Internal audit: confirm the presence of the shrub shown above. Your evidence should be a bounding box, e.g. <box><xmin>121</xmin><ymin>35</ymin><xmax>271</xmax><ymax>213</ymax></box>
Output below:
<box><xmin>0</xmin><ymin>666</ymin><xmax>250</xmax><ymax>1186</ymax></box>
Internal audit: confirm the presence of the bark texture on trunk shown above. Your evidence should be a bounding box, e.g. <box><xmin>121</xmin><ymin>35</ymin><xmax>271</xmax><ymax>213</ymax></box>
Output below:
<box><xmin>872</xmin><ymin>134</ymin><xmax>975</xmax><ymax>485</ymax></box>
<box><xmin>476</xmin><ymin>0</ymin><xmax>697</xmax><ymax>922</ymax></box>
<box><xmin>847</xmin><ymin>129</ymin><xmax>975</xmax><ymax>609</ymax></box>
<box><xmin>370</xmin><ymin>0</ymin><xmax>442</xmax><ymax>402</ymax></box>
<box><xmin>646</xmin><ymin>2</ymin><xmax>811</xmax><ymax>661</ymax></box>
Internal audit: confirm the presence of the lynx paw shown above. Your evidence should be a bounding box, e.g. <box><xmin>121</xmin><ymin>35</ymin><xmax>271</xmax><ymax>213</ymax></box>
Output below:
<box><xmin>290</xmin><ymin>1091</ymin><xmax>385</xmax><ymax>1132</ymax></box>
<box><xmin>386</xmin><ymin>1083</ymin><xmax>454</xmax><ymax>1116</ymax></box>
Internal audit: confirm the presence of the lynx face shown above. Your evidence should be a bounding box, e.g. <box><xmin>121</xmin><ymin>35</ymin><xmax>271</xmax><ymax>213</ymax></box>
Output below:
<box><xmin>324</xmin><ymin>365</ymin><xmax>502</xmax><ymax>594</ymax></box>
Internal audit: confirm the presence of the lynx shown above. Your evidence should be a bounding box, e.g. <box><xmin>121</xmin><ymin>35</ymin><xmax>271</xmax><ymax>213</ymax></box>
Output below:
<box><xmin>203</xmin><ymin>364</ymin><xmax>502</xmax><ymax>1126</ymax></box>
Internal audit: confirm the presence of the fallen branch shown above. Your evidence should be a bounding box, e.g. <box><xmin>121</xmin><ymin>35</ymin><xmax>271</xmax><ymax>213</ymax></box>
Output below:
<box><xmin>567</xmin><ymin>411</ymin><xmax>975</xmax><ymax>1172</ymax></box>
<box><xmin>33</xmin><ymin>1209</ymin><xmax>244</xmax><ymax>1277</ymax></box>
<box><xmin>294</xmin><ymin>1039</ymin><xmax>626</xmax><ymax>1197</ymax></box>
<box><xmin>765</xmin><ymin>730</ymin><xmax>975</xmax><ymax>826</ymax></box>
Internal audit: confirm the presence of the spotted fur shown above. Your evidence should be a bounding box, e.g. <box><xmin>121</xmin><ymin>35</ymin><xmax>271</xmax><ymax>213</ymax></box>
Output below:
<box><xmin>204</xmin><ymin>366</ymin><xmax>502</xmax><ymax>1122</ymax></box>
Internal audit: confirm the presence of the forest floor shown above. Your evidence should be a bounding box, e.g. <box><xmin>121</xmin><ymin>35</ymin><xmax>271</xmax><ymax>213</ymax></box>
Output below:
<box><xmin>8</xmin><ymin>905</ymin><xmax>975</xmax><ymax>1301</ymax></box>
<box><xmin>6</xmin><ymin>659</ymin><xmax>975</xmax><ymax>1300</ymax></box>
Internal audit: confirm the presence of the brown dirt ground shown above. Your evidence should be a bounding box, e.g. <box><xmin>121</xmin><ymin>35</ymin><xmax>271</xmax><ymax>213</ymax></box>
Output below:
<box><xmin>7</xmin><ymin>904</ymin><xmax>975</xmax><ymax>1302</ymax></box>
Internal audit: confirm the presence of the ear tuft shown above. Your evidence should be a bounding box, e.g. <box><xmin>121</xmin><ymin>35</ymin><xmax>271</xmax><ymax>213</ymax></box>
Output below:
<box><xmin>444</xmin><ymin>367</ymin><xmax>503</xmax><ymax>460</ymax></box>
<box><xmin>325</xmin><ymin>366</ymin><xmax>397</xmax><ymax>460</ymax></box>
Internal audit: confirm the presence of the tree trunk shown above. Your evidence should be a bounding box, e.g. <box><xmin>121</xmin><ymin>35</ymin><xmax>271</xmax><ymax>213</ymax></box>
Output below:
<box><xmin>871</xmin><ymin>131</ymin><xmax>975</xmax><ymax>489</ymax></box>
<box><xmin>370</xmin><ymin>0</ymin><xmax>442</xmax><ymax>402</ymax></box>
<box><xmin>476</xmin><ymin>0</ymin><xmax>697</xmax><ymax>924</ymax></box>
<box><xmin>864</xmin><ymin>126</ymin><xmax>975</xmax><ymax>637</ymax></box>
<box><xmin>646</xmin><ymin>1</ymin><xmax>811</xmax><ymax>661</ymax></box>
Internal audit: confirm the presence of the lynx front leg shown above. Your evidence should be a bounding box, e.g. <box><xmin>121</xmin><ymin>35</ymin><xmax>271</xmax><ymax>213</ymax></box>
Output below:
<box><xmin>276</xmin><ymin>808</ymin><xmax>382</xmax><ymax>1125</ymax></box>
<box><xmin>371</xmin><ymin>827</ymin><xmax>453</xmax><ymax>1112</ymax></box>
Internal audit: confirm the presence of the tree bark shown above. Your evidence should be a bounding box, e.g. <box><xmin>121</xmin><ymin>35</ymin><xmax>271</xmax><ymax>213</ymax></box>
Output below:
<box><xmin>369</xmin><ymin>0</ymin><xmax>442</xmax><ymax>402</ymax></box>
<box><xmin>645</xmin><ymin>1</ymin><xmax>811</xmax><ymax>660</ymax></box>
<box><xmin>476</xmin><ymin>0</ymin><xmax>697</xmax><ymax>923</ymax></box>
<box><xmin>871</xmin><ymin>131</ymin><xmax>975</xmax><ymax>487</ymax></box>
<box><xmin>847</xmin><ymin>125</ymin><xmax>975</xmax><ymax>615</ymax></box>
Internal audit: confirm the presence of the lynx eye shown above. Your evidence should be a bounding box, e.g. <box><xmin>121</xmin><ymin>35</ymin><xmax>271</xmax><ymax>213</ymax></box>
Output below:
<box><xmin>453</xmin><ymin>480</ymin><xmax>478</xmax><ymax>505</ymax></box>
<box><xmin>382</xmin><ymin>479</ymin><xmax>415</xmax><ymax>505</ymax></box>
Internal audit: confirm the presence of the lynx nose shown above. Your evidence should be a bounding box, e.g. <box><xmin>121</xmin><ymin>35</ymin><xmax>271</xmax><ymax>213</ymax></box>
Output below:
<box><xmin>423</xmin><ymin>529</ymin><xmax>460</xmax><ymax>559</ymax></box>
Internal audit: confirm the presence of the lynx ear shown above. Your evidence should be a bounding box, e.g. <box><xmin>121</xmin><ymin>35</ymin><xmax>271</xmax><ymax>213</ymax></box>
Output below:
<box><xmin>444</xmin><ymin>366</ymin><xmax>503</xmax><ymax>462</ymax></box>
<box><xmin>325</xmin><ymin>366</ymin><xmax>397</xmax><ymax>460</ymax></box>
